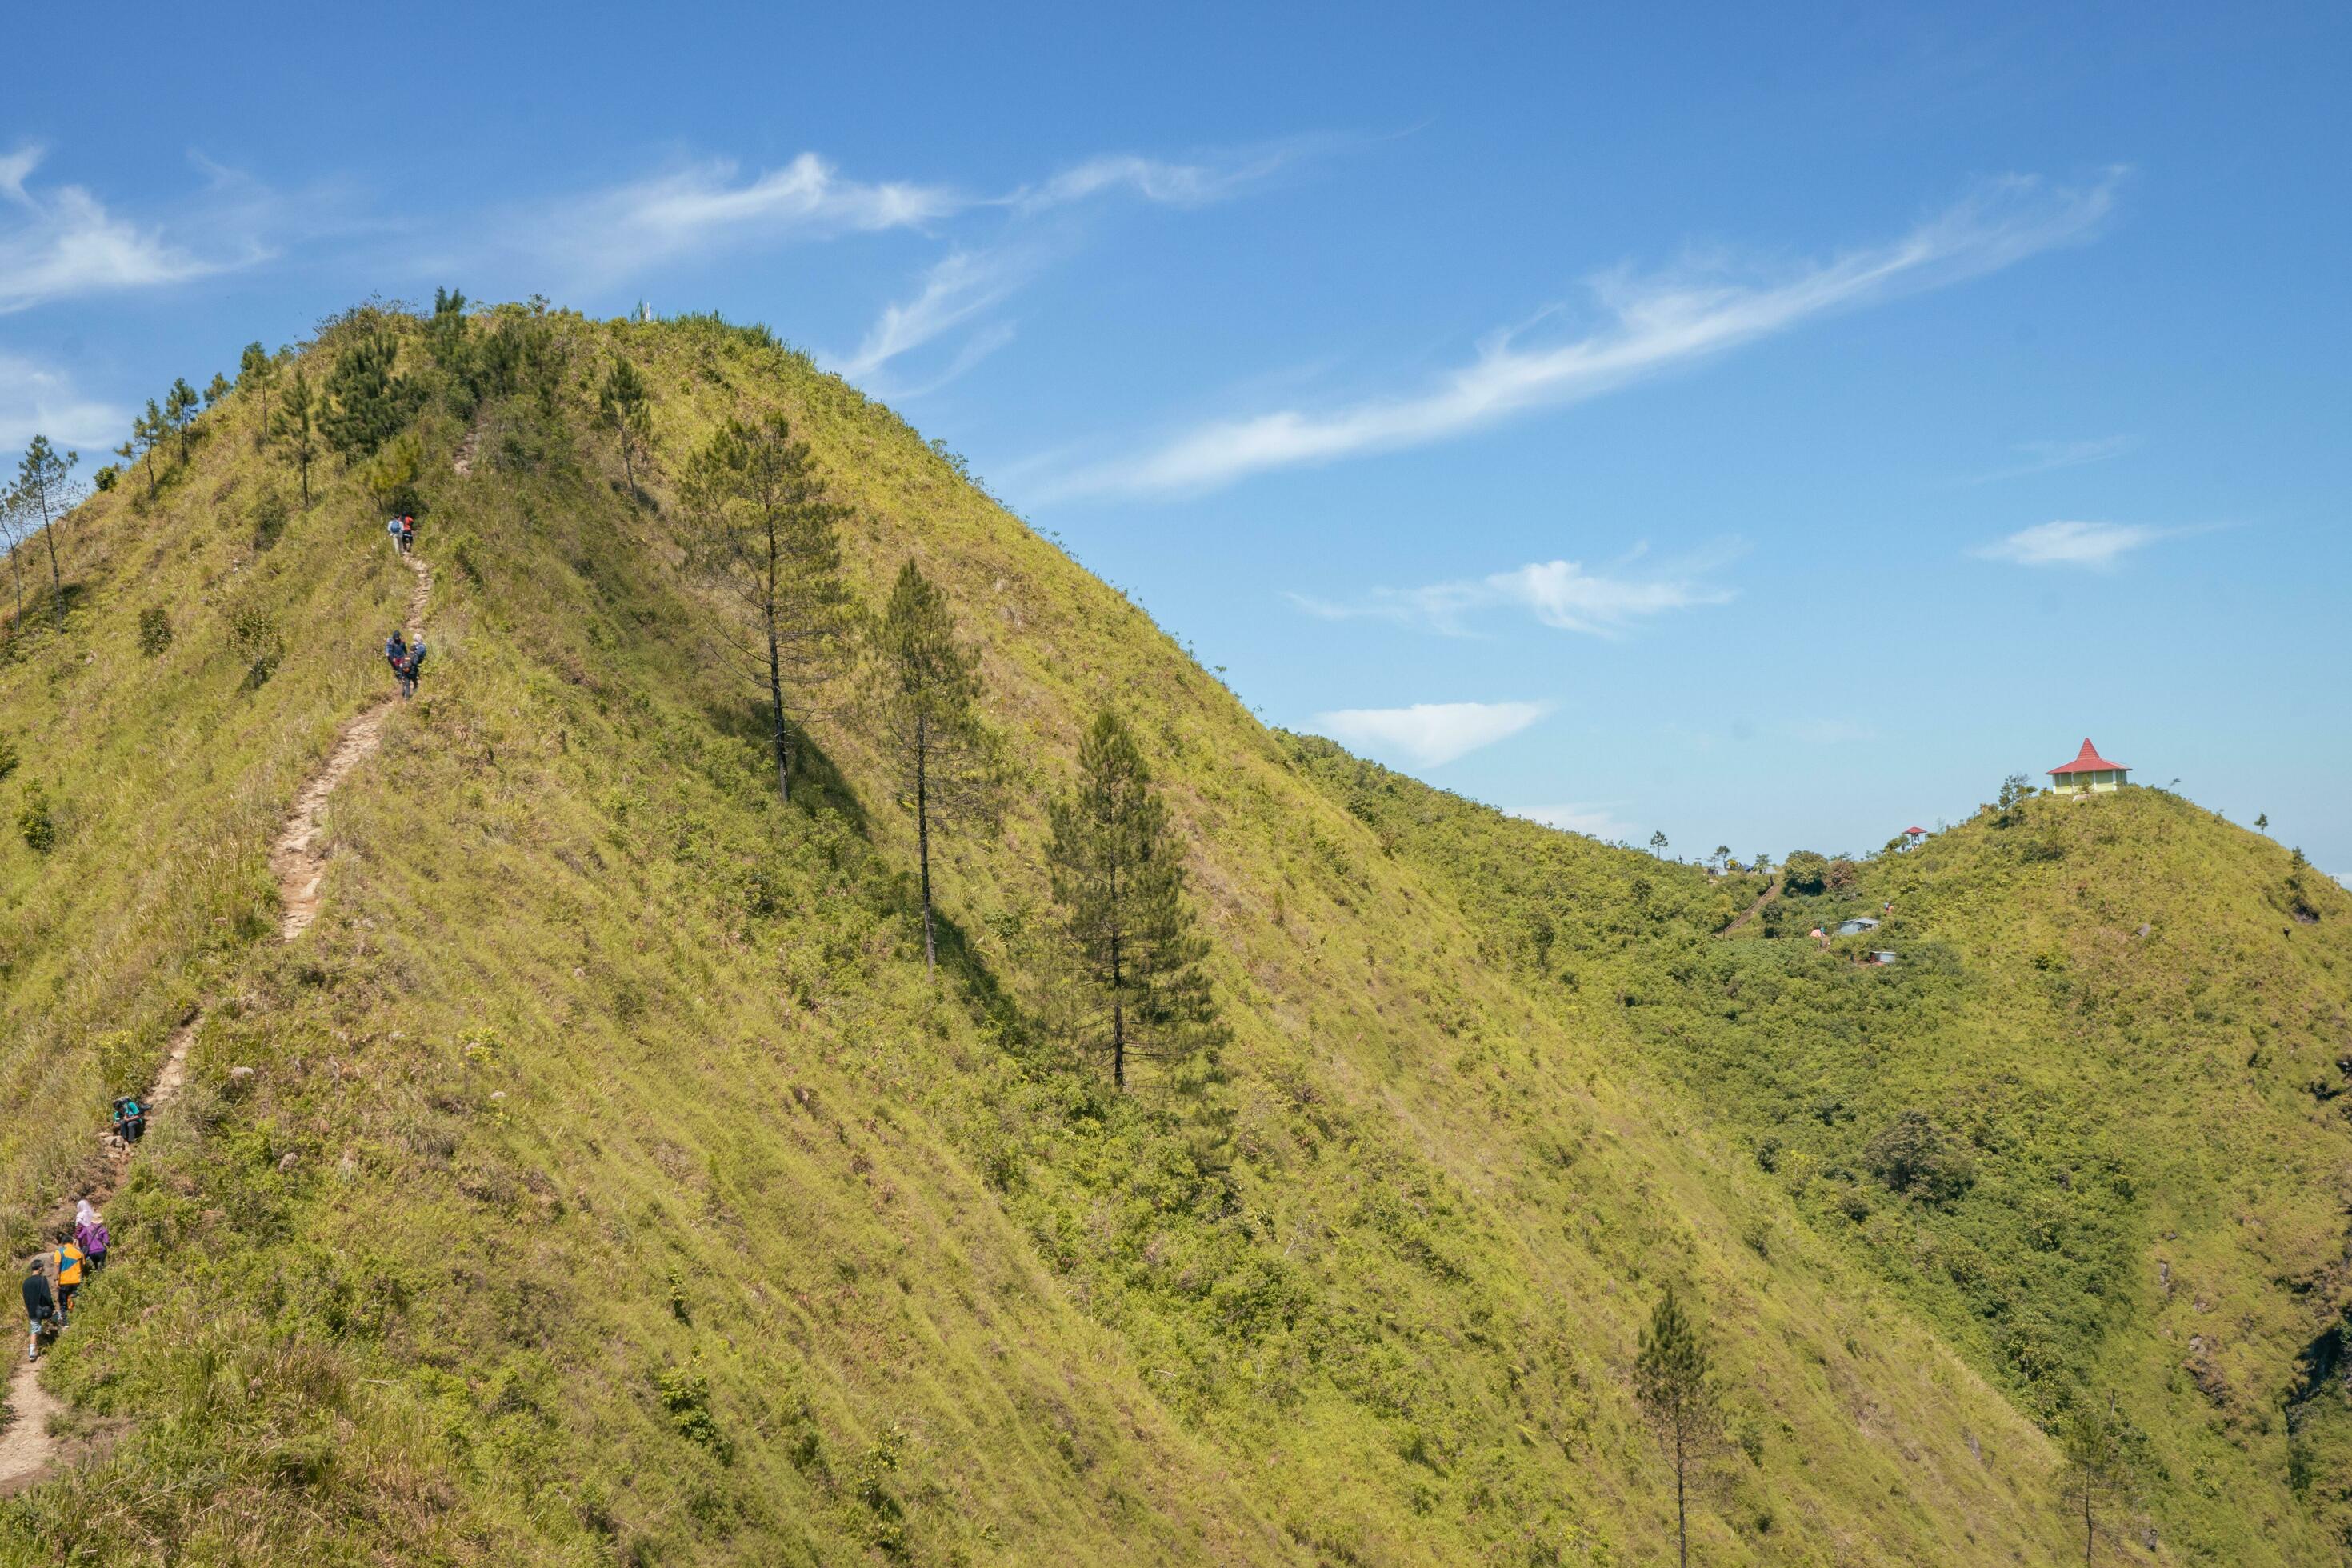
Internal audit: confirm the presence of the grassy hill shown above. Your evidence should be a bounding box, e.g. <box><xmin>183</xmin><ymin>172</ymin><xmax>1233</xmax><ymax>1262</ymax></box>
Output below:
<box><xmin>0</xmin><ymin>298</ymin><xmax>2336</xmax><ymax>1563</ymax></box>
<box><xmin>1291</xmin><ymin>746</ymin><xmax>2352</xmax><ymax>1563</ymax></box>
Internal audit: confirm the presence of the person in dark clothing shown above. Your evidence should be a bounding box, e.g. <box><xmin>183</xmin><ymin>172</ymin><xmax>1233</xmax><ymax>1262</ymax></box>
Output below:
<box><xmin>112</xmin><ymin>1096</ymin><xmax>146</xmax><ymax>1144</ymax></box>
<box><xmin>22</xmin><ymin>1264</ymin><xmax>56</xmax><ymax>1362</ymax></box>
<box><xmin>403</xmin><ymin>634</ymin><xmax>427</xmax><ymax>698</ymax></box>
<box><xmin>386</xmin><ymin>631</ymin><xmax>410</xmax><ymax>693</ymax></box>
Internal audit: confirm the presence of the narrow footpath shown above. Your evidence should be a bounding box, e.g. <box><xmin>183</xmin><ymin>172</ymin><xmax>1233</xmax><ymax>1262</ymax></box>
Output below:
<box><xmin>1718</xmin><ymin>874</ymin><xmax>1784</xmax><ymax>938</ymax></box>
<box><xmin>0</xmin><ymin>544</ymin><xmax>430</xmax><ymax>1494</ymax></box>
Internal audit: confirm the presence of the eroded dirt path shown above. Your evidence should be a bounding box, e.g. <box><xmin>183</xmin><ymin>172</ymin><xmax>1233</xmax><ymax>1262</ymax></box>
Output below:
<box><xmin>1718</xmin><ymin>874</ymin><xmax>1784</xmax><ymax>938</ymax></box>
<box><xmin>269</xmin><ymin>550</ymin><xmax>430</xmax><ymax>939</ymax></box>
<box><xmin>2</xmin><ymin>546</ymin><xmax>430</xmax><ymax>1491</ymax></box>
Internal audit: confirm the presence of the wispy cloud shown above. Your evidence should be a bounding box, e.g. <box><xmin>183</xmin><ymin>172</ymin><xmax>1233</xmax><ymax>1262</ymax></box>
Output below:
<box><xmin>1292</xmin><ymin>550</ymin><xmax>1734</xmax><ymax>637</ymax></box>
<box><xmin>826</xmin><ymin>142</ymin><xmax>1320</xmax><ymax>396</ymax></box>
<box><xmin>1043</xmin><ymin>170</ymin><xmax>2124</xmax><ymax>498</ymax></box>
<box><xmin>0</xmin><ymin>143</ymin><xmax>269</xmax><ymax>313</ymax></box>
<box><xmin>1963</xmin><ymin>434</ymin><xmax>2137</xmax><ymax>485</ymax></box>
<box><xmin>1314</xmin><ymin>700</ymin><xmax>1550</xmax><ymax>767</ymax></box>
<box><xmin>495</xmin><ymin>154</ymin><xmax>963</xmax><ymax>285</ymax></box>
<box><xmin>1513</xmin><ymin>802</ymin><xmax>1637</xmax><ymax>842</ymax></box>
<box><xmin>1973</xmin><ymin>518</ymin><xmax>2173</xmax><ymax>569</ymax></box>
<box><xmin>1009</xmin><ymin>145</ymin><xmax>1310</xmax><ymax>214</ymax></box>
<box><xmin>826</xmin><ymin>247</ymin><xmax>1034</xmax><ymax>380</ymax></box>
<box><xmin>0</xmin><ymin>352</ymin><xmax>128</xmax><ymax>459</ymax></box>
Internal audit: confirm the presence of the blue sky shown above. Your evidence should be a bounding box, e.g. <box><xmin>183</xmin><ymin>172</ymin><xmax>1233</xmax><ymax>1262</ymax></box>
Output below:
<box><xmin>7</xmin><ymin>2</ymin><xmax>2347</xmax><ymax>872</ymax></box>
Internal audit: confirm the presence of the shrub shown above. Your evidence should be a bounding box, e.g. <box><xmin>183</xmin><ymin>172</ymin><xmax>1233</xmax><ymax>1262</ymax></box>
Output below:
<box><xmin>0</xmin><ymin>734</ymin><xmax>16</xmax><ymax>782</ymax></box>
<box><xmin>18</xmin><ymin>784</ymin><xmax>55</xmax><ymax>853</ymax></box>
<box><xmin>251</xmin><ymin>489</ymin><xmax>291</xmax><ymax>550</ymax></box>
<box><xmin>138</xmin><ymin>604</ymin><xmax>174</xmax><ymax>655</ymax></box>
<box><xmin>228</xmin><ymin>600</ymin><xmax>282</xmax><ymax>689</ymax></box>
<box><xmin>1783</xmin><ymin>850</ymin><xmax>1830</xmax><ymax>894</ymax></box>
<box><xmin>1863</xmin><ymin>1110</ymin><xmax>1975</xmax><ymax>1204</ymax></box>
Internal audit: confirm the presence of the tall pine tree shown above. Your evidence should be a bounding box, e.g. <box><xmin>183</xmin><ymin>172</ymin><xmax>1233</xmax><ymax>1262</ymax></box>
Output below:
<box><xmin>1634</xmin><ymin>1282</ymin><xmax>1725</xmax><ymax>1568</ymax></box>
<box><xmin>870</xmin><ymin>561</ymin><xmax>991</xmax><ymax>976</ymax></box>
<box><xmin>272</xmin><ymin>370</ymin><xmax>320</xmax><ymax>509</ymax></box>
<box><xmin>14</xmin><ymin>437</ymin><xmax>81</xmax><ymax>627</ymax></box>
<box><xmin>238</xmin><ymin>342</ymin><xmax>277</xmax><ymax>450</ymax></box>
<box><xmin>162</xmin><ymin>377</ymin><xmax>199</xmax><ymax>462</ymax></box>
<box><xmin>598</xmin><ymin>356</ymin><xmax>653</xmax><ymax>496</ymax></box>
<box><xmin>678</xmin><ymin>411</ymin><xmax>854</xmax><ymax>806</ymax></box>
<box><xmin>322</xmin><ymin>324</ymin><xmax>420</xmax><ymax>460</ymax></box>
<box><xmin>1047</xmin><ymin>709</ymin><xmax>1222</xmax><ymax>1089</ymax></box>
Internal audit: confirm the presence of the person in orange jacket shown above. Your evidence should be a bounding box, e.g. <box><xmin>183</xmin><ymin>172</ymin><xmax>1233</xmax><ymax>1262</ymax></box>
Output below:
<box><xmin>41</xmin><ymin>1239</ymin><xmax>86</xmax><ymax>1324</ymax></box>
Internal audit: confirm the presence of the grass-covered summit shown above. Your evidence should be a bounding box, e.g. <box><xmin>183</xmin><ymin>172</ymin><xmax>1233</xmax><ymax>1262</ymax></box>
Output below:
<box><xmin>0</xmin><ymin>298</ymin><xmax>2342</xmax><ymax>1564</ymax></box>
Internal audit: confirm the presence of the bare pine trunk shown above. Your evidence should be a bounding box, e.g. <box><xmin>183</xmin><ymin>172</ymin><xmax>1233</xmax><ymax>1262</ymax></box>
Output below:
<box><xmin>916</xmin><ymin>713</ymin><xmax>936</xmax><ymax>976</ymax></box>
<box><xmin>764</xmin><ymin>602</ymin><xmax>790</xmax><ymax>804</ymax></box>
<box><xmin>1674</xmin><ymin>1418</ymin><xmax>1688</xmax><ymax>1568</ymax></box>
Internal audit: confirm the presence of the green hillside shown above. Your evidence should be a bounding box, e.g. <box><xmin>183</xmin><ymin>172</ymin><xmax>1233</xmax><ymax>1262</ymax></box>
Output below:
<box><xmin>1291</xmin><ymin>745</ymin><xmax>2352</xmax><ymax>1562</ymax></box>
<box><xmin>0</xmin><ymin>298</ymin><xmax>2337</xmax><ymax>1564</ymax></box>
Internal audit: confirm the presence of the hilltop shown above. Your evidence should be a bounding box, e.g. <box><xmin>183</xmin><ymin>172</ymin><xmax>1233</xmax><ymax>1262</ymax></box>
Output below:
<box><xmin>0</xmin><ymin>299</ymin><xmax>2340</xmax><ymax>1564</ymax></box>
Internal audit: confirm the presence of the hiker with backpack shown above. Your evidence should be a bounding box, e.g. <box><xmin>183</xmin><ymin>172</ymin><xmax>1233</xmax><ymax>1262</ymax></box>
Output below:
<box><xmin>386</xmin><ymin>515</ymin><xmax>407</xmax><ymax>554</ymax></box>
<box><xmin>400</xmin><ymin>514</ymin><xmax>416</xmax><ymax>553</ymax></box>
<box><xmin>22</xmin><ymin>1262</ymin><xmax>58</xmax><ymax>1362</ymax></box>
<box><xmin>404</xmin><ymin>634</ymin><xmax>427</xmax><ymax>698</ymax></box>
<box><xmin>74</xmin><ymin>1202</ymin><xmax>108</xmax><ymax>1274</ymax></box>
<box><xmin>111</xmin><ymin>1096</ymin><xmax>146</xmax><ymax>1145</ymax></box>
<box><xmin>386</xmin><ymin>630</ymin><xmax>410</xmax><ymax>694</ymax></box>
<box><xmin>39</xmin><ymin>1240</ymin><xmax>86</xmax><ymax>1326</ymax></box>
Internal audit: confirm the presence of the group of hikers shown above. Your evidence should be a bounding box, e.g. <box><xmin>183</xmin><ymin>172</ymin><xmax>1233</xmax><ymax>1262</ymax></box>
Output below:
<box><xmin>383</xmin><ymin>514</ymin><xmax>428</xmax><ymax>698</ymax></box>
<box><xmin>21</xmin><ymin>1202</ymin><xmax>109</xmax><ymax>1362</ymax></box>
<box><xmin>384</xmin><ymin>629</ymin><xmax>430</xmax><ymax>698</ymax></box>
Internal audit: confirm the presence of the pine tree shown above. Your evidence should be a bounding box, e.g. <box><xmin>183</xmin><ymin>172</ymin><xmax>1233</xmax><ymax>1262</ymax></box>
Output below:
<box><xmin>1634</xmin><ymin>1282</ymin><xmax>1725</xmax><ymax>1568</ymax></box>
<box><xmin>322</xmin><ymin>324</ymin><xmax>420</xmax><ymax>460</ymax></box>
<box><xmin>1047</xmin><ymin>709</ymin><xmax>1223</xmax><ymax>1089</ymax></box>
<box><xmin>272</xmin><ymin>369</ymin><xmax>320</xmax><ymax>509</ymax></box>
<box><xmin>163</xmin><ymin>377</ymin><xmax>199</xmax><ymax>462</ymax></box>
<box><xmin>238</xmin><ymin>342</ymin><xmax>277</xmax><ymax>449</ymax></box>
<box><xmin>14</xmin><ymin>437</ymin><xmax>82</xmax><ymax>627</ymax></box>
<box><xmin>0</xmin><ymin>482</ymin><xmax>26</xmax><ymax>627</ymax></box>
<box><xmin>870</xmin><ymin>561</ymin><xmax>991</xmax><ymax>976</ymax></box>
<box><xmin>2056</xmin><ymin>1402</ymin><xmax>2138</xmax><ymax>1563</ymax></box>
<box><xmin>598</xmin><ymin>357</ymin><xmax>654</xmax><ymax>496</ymax></box>
<box><xmin>134</xmin><ymin>399</ymin><xmax>165</xmax><ymax>497</ymax></box>
<box><xmin>203</xmin><ymin>371</ymin><xmax>232</xmax><ymax>409</ymax></box>
<box><xmin>678</xmin><ymin>411</ymin><xmax>855</xmax><ymax>806</ymax></box>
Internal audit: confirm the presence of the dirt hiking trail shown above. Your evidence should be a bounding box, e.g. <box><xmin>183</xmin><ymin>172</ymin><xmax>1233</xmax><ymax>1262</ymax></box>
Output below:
<box><xmin>0</xmin><ymin>542</ymin><xmax>430</xmax><ymax>1494</ymax></box>
<box><xmin>1719</xmin><ymin>873</ymin><xmax>1784</xmax><ymax>938</ymax></box>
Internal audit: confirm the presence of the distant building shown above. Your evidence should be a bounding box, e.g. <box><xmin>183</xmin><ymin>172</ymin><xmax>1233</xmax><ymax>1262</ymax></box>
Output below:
<box><xmin>2048</xmin><ymin>737</ymin><xmax>2130</xmax><ymax>795</ymax></box>
<box><xmin>1901</xmin><ymin>826</ymin><xmax>1926</xmax><ymax>850</ymax></box>
<box><xmin>1836</xmin><ymin>917</ymin><xmax>1881</xmax><ymax>936</ymax></box>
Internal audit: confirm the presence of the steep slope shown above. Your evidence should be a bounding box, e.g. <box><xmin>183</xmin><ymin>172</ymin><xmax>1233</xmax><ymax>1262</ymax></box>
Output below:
<box><xmin>1298</xmin><ymin>746</ymin><xmax>2352</xmax><ymax>1562</ymax></box>
<box><xmin>1</xmin><ymin>303</ymin><xmax>2121</xmax><ymax>1563</ymax></box>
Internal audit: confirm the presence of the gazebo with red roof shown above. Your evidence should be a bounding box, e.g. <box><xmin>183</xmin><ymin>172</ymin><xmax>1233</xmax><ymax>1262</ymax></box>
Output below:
<box><xmin>1900</xmin><ymin>825</ymin><xmax>1927</xmax><ymax>849</ymax></box>
<box><xmin>2047</xmin><ymin>738</ymin><xmax>2129</xmax><ymax>795</ymax></box>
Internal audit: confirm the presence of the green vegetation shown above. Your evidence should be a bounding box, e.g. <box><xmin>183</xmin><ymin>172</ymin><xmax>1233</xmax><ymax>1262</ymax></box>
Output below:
<box><xmin>0</xmin><ymin>298</ymin><xmax>2341</xmax><ymax>1564</ymax></box>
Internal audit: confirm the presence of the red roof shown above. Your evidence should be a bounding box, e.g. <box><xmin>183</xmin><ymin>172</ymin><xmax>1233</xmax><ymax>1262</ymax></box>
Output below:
<box><xmin>1904</xmin><ymin>826</ymin><xmax>1926</xmax><ymax>835</ymax></box>
<box><xmin>2047</xmin><ymin>737</ymin><xmax>2127</xmax><ymax>776</ymax></box>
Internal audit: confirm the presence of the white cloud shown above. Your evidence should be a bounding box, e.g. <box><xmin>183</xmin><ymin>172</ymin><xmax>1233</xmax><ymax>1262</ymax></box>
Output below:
<box><xmin>826</xmin><ymin>248</ymin><xmax>1032</xmax><ymax>379</ymax></box>
<box><xmin>1010</xmin><ymin>147</ymin><xmax>1305</xmax><ymax>213</ymax></box>
<box><xmin>1963</xmin><ymin>434</ymin><xmax>2137</xmax><ymax>484</ymax></box>
<box><xmin>1044</xmin><ymin>170</ymin><xmax>2123</xmax><ymax>498</ymax></box>
<box><xmin>1512</xmin><ymin>802</ymin><xmax>1637</xmax><ymax>842</ymax></box>
<box><xmin>0</xmin><ymin>144</ymin><xmax>263</xmax><ymax>314</ymax></box>
<box><xmin>1974</xmin><ymin>519</ymin><xmax>2166</xmax><ymax>569</ymax></box>
<box><xmin>1314</xmin><ymin>700</ymin><xmax>1550</xmax><ymax>767</ymax></box>
<box><xmin>504</xmin><ymin>154</ymin><xmax>962</xmax><ymax>283</ymax></box>
<box><xmin>0</xmin><ymin>352</ymin><xmax>128</xmax><ymax>458</ymax></box>
<box><xmin>1293</xmin><ymin>553</ymin><xmax>1732</xmax><ymax>637</ymax></box>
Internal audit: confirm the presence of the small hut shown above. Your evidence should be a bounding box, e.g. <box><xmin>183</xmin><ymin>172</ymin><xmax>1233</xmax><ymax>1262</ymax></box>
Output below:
<box><xmin>2048</xmin><ymin>738</ymin><xmax>2130</xmax><ymax>795</ymax></box>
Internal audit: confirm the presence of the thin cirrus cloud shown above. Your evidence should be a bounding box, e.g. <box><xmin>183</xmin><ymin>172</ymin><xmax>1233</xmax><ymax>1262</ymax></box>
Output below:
<box><xmin>0</xmin><ymin>143</ymin><xmax>269</xmax><ymax>314</ymax></box>
<box><xmin>1293</xmin><ymin>552</ymin><xmax>1734</xmax><ymax>638</ymax></box>
<box><xmin>1973</xmin><ymin>519</ymin><xmax>2173</xmax><ymax>569</ymax></box>
<box><xmin>825</xmin><ymin>143</ymin><xmax>1316</xmax><ymax>390</ymax></box>
<box><xmin>1962</xmin><ymin>434</ymin><xmax>2138</xmax><ymax>485</ymax></box>
<box><xmin>1313</xmin><ymin>700</ymin><xmax>1550</xmax><ymax>768</ymax></box>
<box><xmin>1043</xmin><ymin>170</ymin><xmax>2124</xmax><ymax>498</ymax></box>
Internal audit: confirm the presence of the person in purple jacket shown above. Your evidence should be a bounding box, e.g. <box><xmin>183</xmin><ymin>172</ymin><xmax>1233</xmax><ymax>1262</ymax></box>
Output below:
<box><xmin>74</xmin><ymin>1200</ymin><xmax>108</xmax><ymax>1274</ymax></box>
